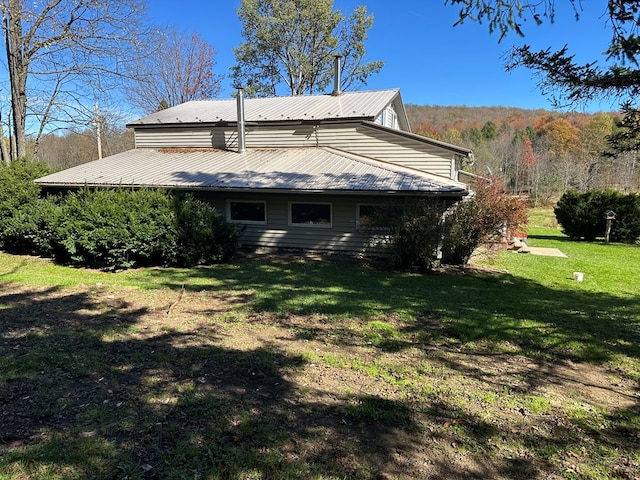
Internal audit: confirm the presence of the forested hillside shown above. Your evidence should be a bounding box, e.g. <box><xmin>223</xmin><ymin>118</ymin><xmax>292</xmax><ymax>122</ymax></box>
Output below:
<box><xmin>406</xmin><ymin>104</ymin><xmax>635</xmax><ymax>205</ymax></box>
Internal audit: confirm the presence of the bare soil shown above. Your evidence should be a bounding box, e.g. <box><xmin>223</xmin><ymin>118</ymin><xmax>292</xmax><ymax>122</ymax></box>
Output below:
<box><xmin>1</xmin><ymin>281</ymin><xmax>638</xmax><ymax>479</ymax></box>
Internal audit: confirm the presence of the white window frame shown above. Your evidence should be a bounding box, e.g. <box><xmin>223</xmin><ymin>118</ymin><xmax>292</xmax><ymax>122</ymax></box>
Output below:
<box><xmin>227</xmin><ymin>200</ymin><xmax>267</xmax><ymax>225</ymax></box>
<box><xmin>288</xmin><ymin>202</ymin><xmax>333</xmax><ymax>228</ymax></box>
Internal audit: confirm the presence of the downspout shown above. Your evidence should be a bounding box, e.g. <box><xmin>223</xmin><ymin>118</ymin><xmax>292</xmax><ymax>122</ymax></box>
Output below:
<box><xmin>236</xmin><ymin>87</ymin><xmax>246</xmax><ymax>153</ymax></box>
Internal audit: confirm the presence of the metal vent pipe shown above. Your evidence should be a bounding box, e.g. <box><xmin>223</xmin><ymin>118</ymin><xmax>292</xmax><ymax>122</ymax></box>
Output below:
<box><xmin>236</xmin><ymin>87</ymin><xmax>246</xmax><ymax>153</ymax></box>
<box><xmin>332</xmin><ymin>55</ymin><xmax>342</xmax><ymax>96</ymax></box>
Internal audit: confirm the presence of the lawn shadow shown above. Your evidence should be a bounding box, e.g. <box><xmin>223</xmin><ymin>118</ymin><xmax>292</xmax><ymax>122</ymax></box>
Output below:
<box><xmin>159</xmin><ymin>257</ymin><xmax>640</xmax><ymax>367</ymax></box>
<box><xmin>0</xmin><ymin>283</ymin><xmax>469</xmax><ymax>479</ymax></box>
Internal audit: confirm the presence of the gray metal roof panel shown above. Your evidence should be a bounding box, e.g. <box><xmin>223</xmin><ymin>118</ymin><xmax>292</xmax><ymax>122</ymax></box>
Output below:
<box><xmin>129</xmin><ymin>89</ymin><xmax>401</xmax><ymax>126</ymax></box>
<box><xmin>35</xmin><ymin>147</ymin><xmax>468</xmax><ymax>194</ymax></box>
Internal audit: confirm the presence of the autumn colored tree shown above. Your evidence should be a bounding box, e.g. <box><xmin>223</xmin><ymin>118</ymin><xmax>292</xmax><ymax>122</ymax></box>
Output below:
<box><xmin>232</xmin><ymin>0</ymin><xmax>383</xmax><ymax>96</ymax></box>
<box><xmin>126</xmin><ymin>29</ymin><xmax>221</xmax><ymax>114</ymax></box>
<box><xmin>575</xmin><ymin>113</ymin><xmax>615</xmax><ymax>191</ymax></box>
<box><xmin>413</xmin><ymin>122</ymin><xmax>440</xmax><ymax>140</ymax></box>
<box><xmin>442</xmin><ymin>176</ymin><xmax>528</xmax><ymax>265</ymax></box>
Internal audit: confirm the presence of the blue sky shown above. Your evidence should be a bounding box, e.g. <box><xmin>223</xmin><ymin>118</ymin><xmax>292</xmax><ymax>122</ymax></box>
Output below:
<box><xmin>147</xmin><ymin>0</ymin><xmax>616</xmax><ymax>112</ymax></box>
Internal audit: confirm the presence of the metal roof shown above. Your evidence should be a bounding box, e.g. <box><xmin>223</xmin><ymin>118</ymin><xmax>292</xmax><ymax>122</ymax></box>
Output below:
<box><xmin>129</xmin><ymin>89</ymin><xmax>402</xmax><ymax>126</ymax></box>
<box><xmin>35</xmin><ymin>147</ymin><xmax>468</xmax><ymax>195</ymax></box>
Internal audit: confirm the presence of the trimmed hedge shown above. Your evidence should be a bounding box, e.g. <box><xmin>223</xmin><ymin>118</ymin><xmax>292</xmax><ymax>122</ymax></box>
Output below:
<box><xmin>0</xmin><ymin>165</ymin><xmax>243</xmax><ymax>270</ymax></box>
<box><xmin>554</xmin><ymin>190</ymin><xmax>640</xmax><ymax>242</ymax></box>
<box><xmin>52</xmin><ymin>188</ymin><xmax>178</xmax><ymax>270</ymax></box>
<box><xmin>51</xmin><ymin>188</ymin><xmax>244</xmax><ymax>270</ymax></box>
<box><xmin>0</xmin><ymin>159</ymin><xmax>55</xmax><ymax>254</ymax></box>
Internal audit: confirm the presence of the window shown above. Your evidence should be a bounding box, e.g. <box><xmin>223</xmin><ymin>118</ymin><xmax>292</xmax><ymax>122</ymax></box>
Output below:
<box><xmin>227</xmin><ymin>200</ymin><xmax>267</xmax><ymax>224</ymax></box>
<box><xmin>289</xmin><ymin>202</ymin><xmax>332</xmax><ymax>227</ymax></box>
<box><xmin>357</xmin><ymin>204</ymin><xmax>385</xmax><ymax>230</ymax></box>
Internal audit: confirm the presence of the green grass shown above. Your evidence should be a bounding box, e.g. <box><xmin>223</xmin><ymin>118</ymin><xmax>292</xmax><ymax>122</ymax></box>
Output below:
<box><xmin>1</xmin><ymin>209</ymin><xmax>639</xmax><ymax>479</ymax></box>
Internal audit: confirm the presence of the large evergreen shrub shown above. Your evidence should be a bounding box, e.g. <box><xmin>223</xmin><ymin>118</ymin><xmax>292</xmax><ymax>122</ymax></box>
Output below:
<box><xmin>555</xmin><ymin>190</ymin><xmax>640</xmax><ymax>242</ymax></box>
<box><xmin>50</xmin><ymin>188</ymin><xmax>243</xmax><ymax>270</ymax></box>
<box><xmin>172</xmin><ymin>194</ymin><xmax>244</xmax><ymax>266</ymax></box>
<box><xmin>0</xmin><ymin>159</ymin><xmax>55</xmax><ymax>254</ymax></box>
<box><xmin>52</xmin><ymin>188</ymin><xmax>177</xmax><ymax>270</ymax></box>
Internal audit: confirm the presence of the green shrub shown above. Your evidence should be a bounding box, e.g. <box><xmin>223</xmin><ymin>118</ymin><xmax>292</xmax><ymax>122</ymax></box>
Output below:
<box><xmin>0</xmin><ymin>159</ymin><xmax>55</xmax><ymax>254</ymax></box>
<box><xmin>554</xmin><ymin>189</ymin><xmax>640</xmax><ymax>242</ymax></box>
<box><xmin>52</xmin><ymin>188</ymin><xmax>177</xmax><ymax>270</ymax></box>
<box><xmin>172</xmin><ymin>194</ymin><xmax>243</xmax><ymax>266</ymax></box>
<box><xmin>51</xmin><ymin>188</ymin><xmax>243</xmax><ymax>270</ymax></box>
<box><xmin>361</xmin><ymin>199</ymin><xmax>448</xmax><ymax>270</ymax></box>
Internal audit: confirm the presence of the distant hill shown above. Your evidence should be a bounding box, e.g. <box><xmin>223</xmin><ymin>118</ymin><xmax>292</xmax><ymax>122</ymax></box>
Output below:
<box><xmin>404</xmin><ymin>104</ymin><xmax>617</xmax><ymax>137</ymax></box>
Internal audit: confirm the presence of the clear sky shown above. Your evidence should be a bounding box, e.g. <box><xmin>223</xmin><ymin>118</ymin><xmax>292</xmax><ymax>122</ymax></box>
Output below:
<box><xmin>146</xmin><ymin>0</ymin><xmax>617</xmax><ymax>113</ymax></box>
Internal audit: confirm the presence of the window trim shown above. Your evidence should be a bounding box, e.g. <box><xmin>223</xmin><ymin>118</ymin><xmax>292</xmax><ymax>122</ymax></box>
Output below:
<box><xmin>226</xmin><ymin>200</ymin><xmax>267</xmax><ymax>225</ymax></box>
<box><xmin>288</xmin><ymin>201</ymin><xmax>333</xmax><ymax>228</ymax></box>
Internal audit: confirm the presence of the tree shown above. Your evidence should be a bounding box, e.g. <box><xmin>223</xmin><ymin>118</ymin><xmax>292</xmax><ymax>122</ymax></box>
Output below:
<box><xmin>576</xmin><ymin>113</ymin><xmax>615</xmax><ymax>190</ymax></box>
<box><xmin>1</xmin><ymin>0</ymin><xmax>148</xmax><ymax>161</ymax></box>
<box><xmin>537</xmin><ymin>117</ymin><xmax>581</xmax><ymax>193</ymax></box>
<box><xmin>232</xmin><ymin>0</ymin><xmax>383</xmax><ymax>97</ymax></box>
<box><xmin>125</xmin><ymin>28</ymin><xmax>221</xmax><ymax>114</ymax></box>
<box><xmin>445</xmin><ymin>1</ymin><xmax>640</xmax><ymax>109</ymax></box>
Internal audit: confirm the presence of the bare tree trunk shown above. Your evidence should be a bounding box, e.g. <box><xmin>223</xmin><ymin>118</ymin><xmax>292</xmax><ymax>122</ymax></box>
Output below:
<box><xmin>3</xmin><ymin>0</ymin><xmax>27</xmax><ymax>160</ymax></box>
<box><xmin>1</xmin><ymin>0</ymin><xmax>148</xmax><ymax>162</ymax></box>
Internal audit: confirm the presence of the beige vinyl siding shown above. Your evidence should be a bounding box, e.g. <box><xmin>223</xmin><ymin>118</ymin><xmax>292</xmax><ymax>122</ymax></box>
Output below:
<box><xmin>134</xmin><ymin>127</ymin><xmax>215</xmax><ymax>148</ymax></box>
<box><xmin>197</xmin><ymin>192</ymin><xmax>392</xmax><ymax>254</ymax></box>
<box><xmin>316</xmin><ymin>124</ymin><xmax>455</xmax><ymax>178</ymax></box>
<box><xmin>134</xmin><ymin>125</ymin><xmax>317</xmax><ymax>149</ymax></box>
<box><xmin>135</xmin><ymin>123</ymin><xmax>456</xmax><ymax>178</ymax></box>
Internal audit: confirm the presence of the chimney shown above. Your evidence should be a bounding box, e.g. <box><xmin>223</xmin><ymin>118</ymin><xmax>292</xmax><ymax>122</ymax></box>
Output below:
<box><xmin>236</xmin><ymin>87</ymin><xmax>246</xmax><ymax>153</ymax></box>
<box><xmin>331</xmin><ymin>55</ymin><xmax>342</xmax><ymax>96</ymax></box>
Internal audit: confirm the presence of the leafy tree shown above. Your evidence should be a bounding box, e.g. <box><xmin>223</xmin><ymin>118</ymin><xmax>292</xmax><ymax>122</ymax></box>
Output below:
<box><xmin>576</xmin><ymin>113</ymin><xmax>615</xmax><ymax>190</ymax></box>
<box><xmin>481</xmin><ymin>120</ymin><xmax>498</xmax><ymax>140</ymax></box>
<box><xmin>232</xmin><ymin>0</ymin><xmax>383</xmax><ymax>96</ymax></box>
<box><xmin>1</xmin><ymin>0</ymin><xmax>148</xmax><ymax>161</ymax></box>
<box><xmin>126</xmin><ymin>28</ymin><xmax>222</xmax><ymax>114</ymax></box>
<box><xmin>445</xmin><ymin>1</ymin><xmax>640</xmax><ymax>124</ymax></box>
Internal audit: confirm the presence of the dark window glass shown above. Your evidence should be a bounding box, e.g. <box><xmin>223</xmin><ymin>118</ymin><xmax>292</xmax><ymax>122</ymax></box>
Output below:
<box><xmin>290</xmin><ymin>203</ymin><xmax>331</xmax><ymax>225</ymax></box>
<box><xmin>358</xmin><ymin>204</ymin><xmax>384</xmax><ymax>228</ymax></box>
<box><xmin>229</xmin><ymin>201</ymin><xmax>266</xmax><ymax>223</ymax></box>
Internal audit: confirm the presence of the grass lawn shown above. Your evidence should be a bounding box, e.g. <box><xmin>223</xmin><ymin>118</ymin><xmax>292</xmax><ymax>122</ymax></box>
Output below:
<box><xmin>0</xmin><ymin>209</ymin><xmax>639</xmax><ymax>479</ymax></box>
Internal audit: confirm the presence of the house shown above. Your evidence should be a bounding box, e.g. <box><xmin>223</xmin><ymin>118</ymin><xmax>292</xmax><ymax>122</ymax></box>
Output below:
<box><xmin>36</xmin><ymin>83</ymin><xmax>473</xmax><ymax>255</ymax></box>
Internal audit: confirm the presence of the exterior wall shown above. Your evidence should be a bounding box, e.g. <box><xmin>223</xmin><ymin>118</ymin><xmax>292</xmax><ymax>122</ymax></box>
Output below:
<box><xmin>134</xmin><ymin>123</ymin><xmax>458</xmax><ymax>178</ymax></box>
<box><xmin>375</xmin><ymin>105</ymin><xmax>399</xmax><ymax>129</ymax></box>
<box><xmin>192</xmin><ymin>191</ymin><xmax>420</xmax><ymax>254</ymax></box>
<box><xmin>316</xmin><ymin>124</ymin><xmax>455</xmax><ymax>178</ymax></box>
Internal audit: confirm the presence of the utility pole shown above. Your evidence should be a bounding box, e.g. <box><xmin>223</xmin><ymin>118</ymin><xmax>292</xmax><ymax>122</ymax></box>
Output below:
<box><xmin>94</xmin><ymin>103</ymin><xmax>102</xmax><ymax>160</ymax></box>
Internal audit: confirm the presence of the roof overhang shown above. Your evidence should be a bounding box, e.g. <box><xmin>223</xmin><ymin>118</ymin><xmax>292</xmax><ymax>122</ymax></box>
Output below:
<box><xmin>35</xmin><ymin>146</ymin><xmax>469</xmax><ymax>197</ymax></box>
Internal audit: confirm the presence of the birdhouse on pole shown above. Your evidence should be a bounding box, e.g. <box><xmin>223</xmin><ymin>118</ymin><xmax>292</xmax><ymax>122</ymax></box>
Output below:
<box><xmin>604</xmin><ymin>210</ymin><xmax>616</xmax><ymax>243</ymax></box>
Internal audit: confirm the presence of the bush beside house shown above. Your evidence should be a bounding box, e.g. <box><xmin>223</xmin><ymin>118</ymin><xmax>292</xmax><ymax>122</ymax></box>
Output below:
<box><xmin>365</xmin><ymin>178</ymin><xmax>528</xmax><ymax>269</ymax></box>
<box><xmin>0</xmin><ymin>160</ymin><xmax>243</xmax><ymax>270</ymax></box>
<box><xmin>0</xmin><ymin>159</ymin><xmax>55</xmax><ymax>255</ymax></box>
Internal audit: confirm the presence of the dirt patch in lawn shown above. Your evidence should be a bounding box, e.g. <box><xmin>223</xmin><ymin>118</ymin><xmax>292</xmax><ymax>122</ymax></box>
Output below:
<box><xmin>1</xmin><ymin>281</ymin><xmax>638</xmax><ymax>479</ymax></box>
